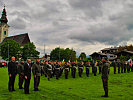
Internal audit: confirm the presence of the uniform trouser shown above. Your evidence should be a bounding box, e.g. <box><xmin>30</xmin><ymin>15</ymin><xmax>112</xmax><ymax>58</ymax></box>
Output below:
<box><xmin>19</xmin><ymin>74</ymin><xmax>24</xmax><ymax>88</ymax></box>
<box><xmin>118</xmin><ymin>67</ymin><xmax>120</xmax><ymax>73</ymax></box>
<box><xmin>99</xmin><ymin>67</ymin><xmax>101</xmax><ymax>74</ymax></box>
<box><xmin>65</xmin><ymin>69</ymin><xmax>69</xmax><ymax>79</ymax></box>
<box><xmin>8</xmin><ymin>75</ymin><xmax>16</xmax><ymax>91</ymax></box>
<box><xmin>114</xmin><ymin>66</ymin><xmax>116</xmax><ymax>74</ymax></box>
<box><xmin>34</xmin><ymin>76</ymin><xmax>40</xmax><ymax>89</ymax></box>
<box><xmin>94</xmin><ymin>67</ymin><xmax>97</xmax><ymax>76</ymax></box>
<box><xmin>55</xmin><ymin>69</ymin><xmax>60</xmax><ymax>79</ymax></box>
<box><xmin>86</xmin><ymin>68</ymin><xmax>89</xmax><ymax>77</ymax></box>
<box><xmin>121</xmin><ymin>67</ymin><xmax>124</xmax><ymax>73</ymax></box>
<box><xmin>131</xmin><ymin>66</ymin><xmax>133</xmax><ymax>72</ymax></box>
<box><xmin>127</xmin><ymin>66</ymin><xmax>130</xmax><ymax>73</ymax></box>
<box><xmin>72</xmin><ymin>68</ymin><xmax>76</xmax><ymax>78</ymax></box>
<box><xmin>48</xmin><ymin>70</ymin><xmax>52</xmax><ymax>80</ymax></box>
<box><xmin>59</xmin><ymin>69</ymin><xmax>63</xmax><ymax>77</ymax></box>
<box><xmin>24</xmin><ymin>78</ymin><xmax>30</xmax><ymax>94</ymax></box>
<box><xmin>102</xmin><ymin>78</ymin><xmax>108</xmax><ymax>96</ymax></box>
<box><xmin>79</xmin><ymin>68</ymin><xmax>83</xmax><ymax>77</ymax></box>
<box><xmin>124</xmin><ymin>66</ymin><xmax>126</xmax><ymax>73</ymax></box>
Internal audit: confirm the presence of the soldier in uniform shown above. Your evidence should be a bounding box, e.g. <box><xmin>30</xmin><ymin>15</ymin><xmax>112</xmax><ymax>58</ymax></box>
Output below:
<box><xmin>117</xmin><ymin>60</ymin><xmax>121</xmax><ymax>73</ymax></box>
<box><xmin>32</xmin><ymin>58</ymin><xmax>41</xmax><ymax>91</ymax></box>
<box><xmin>85</xmin><ymin>61</ymin><xmax>90</xmax><ymax>77</ymax></box>
<box><xmin>24</xmin><ymin>59</ymin><xmax>31</xmax><ymax>94</ymax></box>
<box><xmin>40</xmin><ymin>60</ymin><xmax>44</xmax><ymax>76</ymax></box>
<box><xmin>98</xmin><ymin>61</ymin><xmax>102</xmax><ymax>74</ymax></box>
<box><xmin>124</xmin><ymin>61</ymin><xmax>127</xmax><ymax>73</ymax></box>
<box><xmin>127</xmin><ymin>61</ymin><xmax>130</xmax><ymax>73</ymax></box>
<box><xmin>71</xmin><ymin>61</ymin><xmax>77</xmax><ymax>78</ymax></box>
<box><xmin>101</xmin><ymin>58</ymin><xmax>110</xmax><ymax>97</ymax></box>
<box><xmin>78</xmin><ymin>61</ymin><xmax>84</xmax><ymax>77</ymax></box>
<box><xmin>121</xmin><ymin>61</ymin><xmax>124</xmax><ymax>73</ymax></box>
<box><xmin>64</xmin><ymin>62</ymin><xmax>70</xmax><ymax>79</ymax></box>
<box><xmin>55</xmin><ymin>62</ymin><xmax>60</xmax><ymax>80</ymax></box>
<box><xmin>91</xmin><ymin>60</ymin><xmax>95</xmax><ymax>73</ymax></box>
<box><xmin>112</xmin><ymin>60</ymin><xmax>116</xmax><ymax>74</ymax></box>
<box><xmin>94</xmin><ymin>60</ymin><xmax>98</xmax><ymax>76</ymax></box>
<box><xmin>8</xmin><ymin>56</ymin><xmax>17</xmax><ymax>92</ymax></box>
<box><xmin>18</xmin><ymin>59</ymin><xmax>25</xmax><ymax>89</ymax></box>
<box><xmin>46</xmin><ymin>61</ymin><xmax>53</xmax><ymax>81</ymax></box>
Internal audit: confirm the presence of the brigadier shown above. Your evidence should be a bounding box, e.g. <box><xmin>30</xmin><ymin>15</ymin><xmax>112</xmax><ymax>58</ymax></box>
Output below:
<box><xmin>8</xmin><ymin>56</ymin><xmax>17</xmax><ymax>92</ymax></box>
<box><xmin>18</xmin><ymin>59</ymin><xmax>25</xmax><ymax>89</ymax></box>
<box><xmin>24</xmin><ymin>59</ymin><xmax>31</xmax><ymax>94</ymax></box>
<box><xmin>32</xmin><ymin>58</ymin><xmax>41</xmax><ymax>91</ymax></box>
<box><xmin>101</xmin><ymin>58</ymin><xmax>110</xmax><ymax>97</ymax></box>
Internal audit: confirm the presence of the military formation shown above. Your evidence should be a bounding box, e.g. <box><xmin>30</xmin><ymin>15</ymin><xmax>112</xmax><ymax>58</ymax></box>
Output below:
<box><xmin>8</xmin><ymin>56</ymin><xmax>133</xmax><ymax>97</ymax></box>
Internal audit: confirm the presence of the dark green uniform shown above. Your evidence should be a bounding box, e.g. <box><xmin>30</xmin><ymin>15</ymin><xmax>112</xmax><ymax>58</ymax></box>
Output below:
<box><xmin>64</xmin><ymin>64</ymin><xmax>69</xmax><ymax>79</ymax></box>
<box><xmin>117</xmin><ymin>62</ymin><xmax>121</xmax><ymax>73</ymax></box>
<box><xmin>55</xmin><ymin>63</ymin><xmax>60</xmax><ymax>80</ymax></box>
<box><xmin>71</xmin><ymin>63</ymin><xmax>77</xmax><ymax>78</ymax></box>
<box><xmin>46</xmin><ymin>64</ymin><xmax>53</xmax><ymax>81</ymax></box>
<box><xmin>101</xmin><ymin>62</ymin><xmax>110</xmax><ymax>97</ymax></box>
<box><xmin>18</xmin><ymin>63</ymin><xmax>24</xmax><ymax>89</ymax></box>
<box><xmin>32</xmin><ymin>62</ymin><xmax>41</xmax><ymax>91</ymax></box>
<box><xmin>112</xmin><ymin>61</ymin><xmax>116</xmax><ymax>74</ymax></box>
<box><xmin>78</xmin><ymin>62</ymin><xmax>84</xmax><ymax>77</ymax></box>
<box><xmin>85</xmin><ymin>62</ymin><xmax>90</xmax><ymax>77</ymax></box>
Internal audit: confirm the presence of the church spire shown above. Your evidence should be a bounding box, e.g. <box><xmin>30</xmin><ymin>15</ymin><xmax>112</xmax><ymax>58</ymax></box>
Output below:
<box><xmin>0</xmin><ymin>5</ymin><xmax>8</xmax><ymax>24</ymax></box>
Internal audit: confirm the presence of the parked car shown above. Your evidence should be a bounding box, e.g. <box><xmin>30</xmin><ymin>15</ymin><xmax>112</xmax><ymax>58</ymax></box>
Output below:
<box><xmin>0</xmin><ymin>60</ymin><xmax>7</xmax><ymax>68</ymax></box>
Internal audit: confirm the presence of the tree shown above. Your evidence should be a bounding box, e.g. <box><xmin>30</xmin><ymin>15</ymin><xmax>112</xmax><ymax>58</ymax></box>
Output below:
<box><xmin>50</xmin><ymin>47</ymin><xmax>76</xmax><ymax>61</ymax></box>
<box><xmin>79</xmin><ymin>52</ymin><xmax>86</xmax><ymax>61</ymax></box>
<box><xmin>22</xmin><ymin>42</ymin><xmax>40</xmax><ymax>60</ymax></box>
<box><xmin>1</xmin><ymin>39</ymin><xmax>21</xmax><ymax>60</ymax></box>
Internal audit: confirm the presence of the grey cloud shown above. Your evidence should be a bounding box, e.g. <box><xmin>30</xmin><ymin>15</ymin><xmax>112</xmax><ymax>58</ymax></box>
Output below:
<box><xmin>68</xmin><ymin>0</ymin><xmax>105</xmax><ymax>18</ymax></box>
<box><xmin>9</xmin><ymin>17</ymin><xmax>27</xmax><ymax>29</ymax></box>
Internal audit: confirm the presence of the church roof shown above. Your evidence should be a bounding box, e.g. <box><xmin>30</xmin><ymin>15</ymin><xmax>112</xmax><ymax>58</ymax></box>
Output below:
<box><xmin>2</xmin><ymin>33</ymin><xmax>30</xmax><ymax>46</ymax></box>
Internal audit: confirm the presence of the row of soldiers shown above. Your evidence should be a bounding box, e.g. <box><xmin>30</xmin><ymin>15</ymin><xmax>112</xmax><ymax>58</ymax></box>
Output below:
<box><xmin>8</xmin><ymin>56</ymin><xmax>132</xmax><ymax>96</ymax></box>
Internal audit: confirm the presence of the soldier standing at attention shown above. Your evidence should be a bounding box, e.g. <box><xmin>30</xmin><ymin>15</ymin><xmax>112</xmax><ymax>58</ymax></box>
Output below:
<box><xmin>117</xmin><ymin>60</ymin><xmax>121</xmax><ymax>73</ymax></box>
<box><xmin>64</xmin><ymin>62</ymin><xmax>70</xmax><ymax>79</ymax></box>
<box><xmin>101</xmin><ymin>58</ymin><xmax>110</xmax><ymax>97</ymax></box>
<box><xmin>94</xmin><ymin>60</ymin><xmax>98</xmax><ymax>76</ymax></box>
<box><xmin>8</xmin><ymin>56</ymin><xmax>17</xmax><ymax>92</ymax></box>
<box><xmin>24</xmin><ymin>59</ymin><xmax>31</xmax><ymax>94</ymax></box>
<box><xmin>85</xmin><ymin>61</ymin><xmax>90</xmax><ymax>77</ymax></box>
<box><xmin>78</xmin><ymin>61</ymin><xmax>84</xmax><ymax>77</ymax></box>
<box><xmin>112</xmin><ymin>60</ymin><xmax>116</xmax><ymax>74</ymax></box>
<box><xmin>71</xmin><ymin>61</ymin><xmax>77</xmax><ymax>78</ymax></box>
<box><xmin>18</xmin><ymin>59</ymin><xmax>25</xmax><ymax>89</ymax></box>
<box><xmin>32</xmin><ymin>58</ymin><xmax>41</xmax><ymax>91</ymax></box>
<box><xmin>55</xmin><ymin>62</ymin><xmax>60</xmax><ymax>80</ymax></box>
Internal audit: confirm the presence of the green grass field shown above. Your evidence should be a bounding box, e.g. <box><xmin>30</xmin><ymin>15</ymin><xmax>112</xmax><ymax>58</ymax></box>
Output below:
<box><xmin>0</xmin><ymin>67</ymin><xmax>133</xmax><ymax>100</ymax></box>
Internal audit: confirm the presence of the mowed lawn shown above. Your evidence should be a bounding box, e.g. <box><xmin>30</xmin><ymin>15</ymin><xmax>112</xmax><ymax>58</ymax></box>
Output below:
<box><xmin>0</xmin><ymin>67</ymin><xmax>133</xmax><ymax>100</ymax></box>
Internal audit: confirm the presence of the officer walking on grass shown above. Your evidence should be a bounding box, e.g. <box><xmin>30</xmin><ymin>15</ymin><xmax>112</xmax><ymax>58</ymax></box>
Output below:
<box><xmin>101</xmin><ymin>57</ymin><xmax>110</xmax><ymax>97</ymax></box>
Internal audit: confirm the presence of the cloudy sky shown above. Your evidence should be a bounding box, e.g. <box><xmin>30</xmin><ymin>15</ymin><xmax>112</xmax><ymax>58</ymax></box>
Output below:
<box><xmin>0</xmin><ymin>0</ymin><xmax>133</xmax><ymax>56</ymax></box>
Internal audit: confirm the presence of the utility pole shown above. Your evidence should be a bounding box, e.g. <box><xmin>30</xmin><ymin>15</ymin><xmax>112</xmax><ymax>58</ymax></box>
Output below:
<box><xmin>44</xmin><ymin>44</ymin><xmax>45</xmax><ymax>57</ymax></box>
<box><xmin>8</xmin><ymin>43</ymin><xmax>9</xmax><ymax>61</ymax></box>
<box><xmin>59</xmin><ymin>46</ymin><xmax>60</xmax><ymax>61</ymax></box>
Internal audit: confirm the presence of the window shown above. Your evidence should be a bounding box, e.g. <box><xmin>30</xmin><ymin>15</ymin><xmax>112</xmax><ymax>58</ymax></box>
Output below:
<box><xmin>4</xmin><ymin>31</ymin><xmax>6</xmax><ymax>35</ymax></box>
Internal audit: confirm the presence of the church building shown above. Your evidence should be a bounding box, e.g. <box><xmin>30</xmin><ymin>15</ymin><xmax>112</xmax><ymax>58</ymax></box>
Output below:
<box><xmin>0</xmin><ymin>5</ymin><xmax>30</xmax><ymax>47</ymax></box>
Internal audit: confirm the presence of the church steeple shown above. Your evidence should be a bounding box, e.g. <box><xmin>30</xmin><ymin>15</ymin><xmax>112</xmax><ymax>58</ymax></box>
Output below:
<box><xmin>0</xmin><ymin>5</ymin><xmax>8</xmax><ymax>24</ymax></box>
